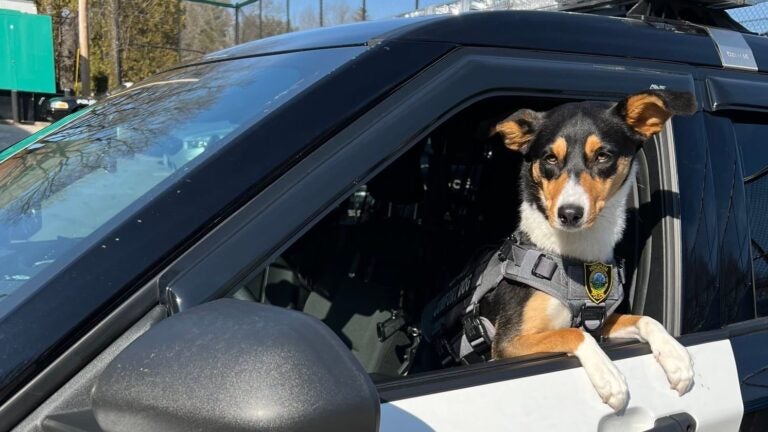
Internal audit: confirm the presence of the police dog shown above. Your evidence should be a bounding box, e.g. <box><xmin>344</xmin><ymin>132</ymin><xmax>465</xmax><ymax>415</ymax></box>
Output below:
<box><xmin>486</xmin><ymin>90</ymin><xmax>696</xmax><ymax>411</ymax></box>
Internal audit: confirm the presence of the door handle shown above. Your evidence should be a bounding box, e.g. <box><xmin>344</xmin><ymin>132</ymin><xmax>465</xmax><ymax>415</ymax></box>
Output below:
<box><xmin>643</xmin><ymin>413</ymin><xmax>696</xmax><ymax>432</ymax></box>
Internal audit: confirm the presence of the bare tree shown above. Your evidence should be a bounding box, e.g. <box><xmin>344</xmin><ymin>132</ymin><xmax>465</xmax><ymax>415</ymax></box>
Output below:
<box><xmin>298</xmin><ymin>5</ymin><xmax>319</xmax><ymax>30</ymax></box>
<box><xmin>325</xmin><ymin>1</ymin><xmax>353</xmax><ymax>26</ymax></box>
<box><xmin>240</xmin><ymin>0</ymin><xmax>293</xmax><ymax>42</ymax></box>
<box><xmin>180</xmin><ymin>1</ymin><xmax>232</xmax><ymax>60</ymax></box>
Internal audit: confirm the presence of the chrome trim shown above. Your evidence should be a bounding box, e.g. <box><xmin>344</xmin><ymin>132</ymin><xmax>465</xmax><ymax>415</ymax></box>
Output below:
<box><xmin>659</xmin><ymin>122</ymin><xmax>683</xmax><ymax>336</ymax></box>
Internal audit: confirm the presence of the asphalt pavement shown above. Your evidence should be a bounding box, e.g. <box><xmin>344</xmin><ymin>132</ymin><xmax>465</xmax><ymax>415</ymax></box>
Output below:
<box><xmin>0</xmin><ymin>121</ymin><xmax>47</xmax><ymax>151</ymax></box>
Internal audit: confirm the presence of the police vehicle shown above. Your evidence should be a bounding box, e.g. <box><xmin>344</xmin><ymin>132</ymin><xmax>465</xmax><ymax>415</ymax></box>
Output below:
<box><xmin>1</xmin><ymin>1</ymin><xmax>767</xmax><ymax>431</ymax></box>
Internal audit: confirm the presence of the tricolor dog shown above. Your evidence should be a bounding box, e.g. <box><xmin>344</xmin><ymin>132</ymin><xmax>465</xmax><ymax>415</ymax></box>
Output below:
<box><xmin>483</xmin><ymin>90</ymin><xmax>696</xmax><ymax>410</ymax></box>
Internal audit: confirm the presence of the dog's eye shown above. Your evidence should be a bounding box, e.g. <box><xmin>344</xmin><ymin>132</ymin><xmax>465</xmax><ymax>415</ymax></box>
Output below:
<box><xmin>596</xmin><ymin>152</ymin><xmax>612</xmax><ymax>163</ymax></box>
<box><xmin>544</xmin><ymin>154</ymin><xmax>558</xmax><ymax>165</ymax></box>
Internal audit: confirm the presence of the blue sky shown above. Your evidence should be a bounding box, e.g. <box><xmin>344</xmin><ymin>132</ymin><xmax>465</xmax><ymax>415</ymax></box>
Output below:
<box><xmin>274</xmin><ymin>0</ymin><xmax>451</xmax><ymax>25</ymax></box>
<box><xmin>364</xmin><ymin>0</ymin><xmax>449</xmax><ymax>18</ymax></box>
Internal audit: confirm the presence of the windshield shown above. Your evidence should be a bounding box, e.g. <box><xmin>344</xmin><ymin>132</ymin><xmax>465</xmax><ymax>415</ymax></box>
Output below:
<box><xmin>0</xmin><ymin>47</ymin><xmax>363</xmax><ymax>311</ymax></box>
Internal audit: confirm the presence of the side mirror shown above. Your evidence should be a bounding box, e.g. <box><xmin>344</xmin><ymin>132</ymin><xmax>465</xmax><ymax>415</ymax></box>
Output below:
<box><xmin>92</xmin><ymin>299</ymin><xmax>380</xmax><ymax>432</ymax></box>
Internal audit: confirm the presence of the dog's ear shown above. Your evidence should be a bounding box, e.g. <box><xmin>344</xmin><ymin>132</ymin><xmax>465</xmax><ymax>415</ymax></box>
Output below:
<box><xmin>494</xmin><ymin>109</ymin><xmax>544</xmax><ymax>153</ymax></box>
<box><xmin>615</xmin><ymin>90</ymin><xmax>696</xmax><ymax>138</ymax></box>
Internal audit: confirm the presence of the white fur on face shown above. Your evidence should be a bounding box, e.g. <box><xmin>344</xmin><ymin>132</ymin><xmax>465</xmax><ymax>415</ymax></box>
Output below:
<box><xmin>519</xmin><ymin>162</ymin><xmax>637</xmax><ymax>262</ymax></box>
<box><xmin>553</xmin><ymin>175</ymin><xmax>590</xmax><ymax>230</ymax></box>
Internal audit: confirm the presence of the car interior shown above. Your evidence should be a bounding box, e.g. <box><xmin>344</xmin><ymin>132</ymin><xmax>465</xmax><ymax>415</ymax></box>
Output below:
<box><xmin>227</xmin><ymin>95</ymin><xmax>653</xmax><ymax>381</ymax></box>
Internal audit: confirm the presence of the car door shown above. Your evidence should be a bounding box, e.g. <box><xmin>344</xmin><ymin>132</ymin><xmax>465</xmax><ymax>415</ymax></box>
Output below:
<box><xmin>156</xmin><ymin>47</ymin><xmax>743</xmax><ymax>431</ymax></box>
<box><xmin>691</xmin><ymin>71</ymin><xmax>768</xmax><ymax>431</ymax></box>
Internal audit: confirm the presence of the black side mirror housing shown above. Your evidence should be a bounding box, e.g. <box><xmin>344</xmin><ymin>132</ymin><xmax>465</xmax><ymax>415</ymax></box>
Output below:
<box><xmin>92</xmin><ymin>299</ymin><xmax>380</xmax><ymax>432</ymax></box>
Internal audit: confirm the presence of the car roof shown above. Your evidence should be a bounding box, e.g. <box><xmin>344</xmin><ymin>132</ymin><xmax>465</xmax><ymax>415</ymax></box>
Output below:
<box><xmin>190</xmin><ymin>10</ymin><xmax>768</xmax><ymax>73</ymax></box>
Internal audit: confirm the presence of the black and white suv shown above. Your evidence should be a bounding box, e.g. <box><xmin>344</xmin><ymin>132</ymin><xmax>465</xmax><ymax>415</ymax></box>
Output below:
<box><xmin>1</xmin><ymin>4</ymin><xmax>767</xmax><ymax>431</ymax></box>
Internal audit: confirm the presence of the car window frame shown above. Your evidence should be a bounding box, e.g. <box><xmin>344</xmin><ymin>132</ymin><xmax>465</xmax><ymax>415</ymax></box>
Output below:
<box><xmin>158</xmin><ymin>46</ymin><xmax>702</xmax><ymax>389</ymax></box>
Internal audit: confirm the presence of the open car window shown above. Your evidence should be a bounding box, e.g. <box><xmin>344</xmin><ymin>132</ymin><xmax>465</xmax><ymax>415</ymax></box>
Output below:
<box><xmin>226</xmin><ymin>95</ymin><xmax>655</xmax><ymax>380</ymax></box>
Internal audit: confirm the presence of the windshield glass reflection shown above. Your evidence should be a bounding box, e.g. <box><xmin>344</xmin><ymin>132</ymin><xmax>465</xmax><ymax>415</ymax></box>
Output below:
<box><xmin>0</xmin><ymin>47</ymin><xmax>362</xmax><ymax>307</ymax></box>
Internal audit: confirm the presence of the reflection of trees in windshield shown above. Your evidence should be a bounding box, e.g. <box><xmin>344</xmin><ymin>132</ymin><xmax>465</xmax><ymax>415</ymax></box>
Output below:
<box><xmin>0</xmin><ymin>55</ymin><xmax>310</xmax><ymax>241</ymax></box>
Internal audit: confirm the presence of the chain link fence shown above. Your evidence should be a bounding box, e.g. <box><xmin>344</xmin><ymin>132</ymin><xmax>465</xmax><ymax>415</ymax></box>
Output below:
<box><xmin>729</xmin><ymin>2</ymin><xmax>768</xmax><ymax>34</ymax></box>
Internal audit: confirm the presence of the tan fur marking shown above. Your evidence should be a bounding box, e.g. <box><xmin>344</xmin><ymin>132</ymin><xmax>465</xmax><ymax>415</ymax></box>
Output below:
<box><xmin>552</xmin><ymin>137</ymin><xmax>567</xmax><ymax>162</ymax></box>
<box><xmin>541</xmin><ymin>171</ymin><xmax>569</xmax><ymax>225</ymax></box>
<box><xmin>608</xmin><ymin>157</ymin><xmax>631</xmax><ymax>197</ymax></box>
<box><xmin>496</xmin><ymin>120</ymin><xmax>533</xmax><ymax>151</ymax></box>
<box><xmin>625</xmin><ymin>94</ymin><xmax>670</xmax><ymax>137</ymax></box>
<box><xmin>602</xmin><ymin>314</ymin><xmax>642</xmax><ymax>338</ymax></box>
<box><xmin>495</xmin><ymin>328</ymin><xmax>585</xmax><ymax>358</ymax></box>
<box><xmin>578</xmin><ymin>156</ymin><xmax>631</xmax><ymax>226</ymax></box>
<box><xmin>519</xmin><ymin>291</ymin><xmax>558</xmax><ymax>335</ymax></box>
<box><xmin>585</xmin><ymin>135</ymin><xmax>602</xmax><ymax>160</ymax></box>
<box><xmin>531</xmin><ymin>160</ymin><xmax>542</xmax><ymax>183</ymax></box>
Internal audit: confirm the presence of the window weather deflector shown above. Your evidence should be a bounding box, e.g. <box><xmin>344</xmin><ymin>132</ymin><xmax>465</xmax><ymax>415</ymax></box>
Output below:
<box><xmin>705</xmin><ymin>76</ymin><xmax>768</xmax><ymax>112</ymax></box>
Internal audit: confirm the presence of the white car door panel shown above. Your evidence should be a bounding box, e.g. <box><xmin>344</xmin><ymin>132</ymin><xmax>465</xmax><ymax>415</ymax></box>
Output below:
<box><xmin>380</xmin><ymin>340</ymin><xmax>742</xmax><ymax>432</ymax></box>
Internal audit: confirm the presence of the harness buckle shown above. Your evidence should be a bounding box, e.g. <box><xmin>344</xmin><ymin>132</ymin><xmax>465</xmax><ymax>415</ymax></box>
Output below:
<box><xmin>579</xmin><ymin>304</ymin><xmax>606</xmax><ymax>341</ymax></box>
<box><xmin>532</xmin><ymin>254</ymin><xmax>558</xmax><ymax>280</ymax></box>
<box><xmin>462</xmin><ymin>305</ymin><xmax>492</xmax><ymax>353</ymax></box>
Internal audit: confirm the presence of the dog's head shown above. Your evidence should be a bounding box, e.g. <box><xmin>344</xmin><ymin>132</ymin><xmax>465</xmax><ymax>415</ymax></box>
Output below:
<box><xmin>495</xmin><ymin>90</ymin><xmax>696</xmax><ymax>232</ymax></box>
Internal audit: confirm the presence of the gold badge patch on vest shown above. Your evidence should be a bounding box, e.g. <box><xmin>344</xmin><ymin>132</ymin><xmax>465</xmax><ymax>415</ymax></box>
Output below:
<box><xmin>584</xmin><ymin>262</ymin><xmax>613</xmax><ymax>304</ymax></box>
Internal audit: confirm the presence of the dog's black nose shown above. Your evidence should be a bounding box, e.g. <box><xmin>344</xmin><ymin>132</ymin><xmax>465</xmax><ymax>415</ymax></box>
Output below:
<box><xmin>558</xmin><ymin>205</ymin><xmax>584</xmax><ymax>227</ymax></box>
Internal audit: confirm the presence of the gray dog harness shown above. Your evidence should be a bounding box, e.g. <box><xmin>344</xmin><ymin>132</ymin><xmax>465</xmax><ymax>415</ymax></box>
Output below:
<box><xmin>425</xmin><ymin>234</ymin><xmax>625</xmax><ymax>365</ymax></box>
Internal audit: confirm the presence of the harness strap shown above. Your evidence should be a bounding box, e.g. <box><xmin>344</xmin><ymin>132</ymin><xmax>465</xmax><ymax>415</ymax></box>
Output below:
<box><xmin>450</xmin><ymin>235</ymin><xmax>625</xmax><ymax>364</ymax></box>
<box><xmin>502</xmin><ymin>242</ymin><xmax>624</xmax><ymax>327</ymax></box>
<box><xmin>456</xmin><ymin>256</ymin><xmax>505</xmax><ymax>360</ymax></box>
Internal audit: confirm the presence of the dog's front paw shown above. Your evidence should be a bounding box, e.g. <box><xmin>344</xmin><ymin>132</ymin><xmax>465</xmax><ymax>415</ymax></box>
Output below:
<box><xmin>575</xmin><ymin>336</ymin><xmax>629</xmax><ymax>411</ymax></box>
<box><xmin>639</xmin><ymin>318</ymin><xmax>694</xmax><ymax>395</ymax></box>
<box><xmin>653</xmin><ymin>335</ymin><xmax>694</xmax><ymax>395</ymax></box>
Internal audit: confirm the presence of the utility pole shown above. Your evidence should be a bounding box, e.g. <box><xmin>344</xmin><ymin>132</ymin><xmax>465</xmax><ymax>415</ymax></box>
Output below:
<box><xmin>286</xmin><ymin>0</ymin><xmax>290</xmax><ymax>33</ymax></box>
<box><xmin>78</xmin><ymin>0</ymin><xmax>90</xmax><ymax>97</ymax></box>
<box><xmin>176</xmin><ymin>0</ymin><xmax>182</xmax><ymax>60</ymax></box>
<box><xmin>362</xmin><ymin>0</ymin><xmax>366</xmax><ymax>20</ymax></box>
<box><xmin>319</xmin><ymin>0</ymin><xmax>323</xmax><ymax>26</ymax></box>
<box><xmin>415</xmin><ymin>0</ymin><xmax>419</xmax><ymax>10</ymax></box>
<box><xmin>111</xmin><ymin>0</ymin><xmax>122</xmax><ymax>87</ymax></box>
<box><xmin>258</xmin><ymin>0</ymin><xmax>263</xmax><ymax>38</ymax></box>
<box><xmin>234</xmin><ymin>6</ymin><xmax>240</xmax><ymax>45</ymax></box>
